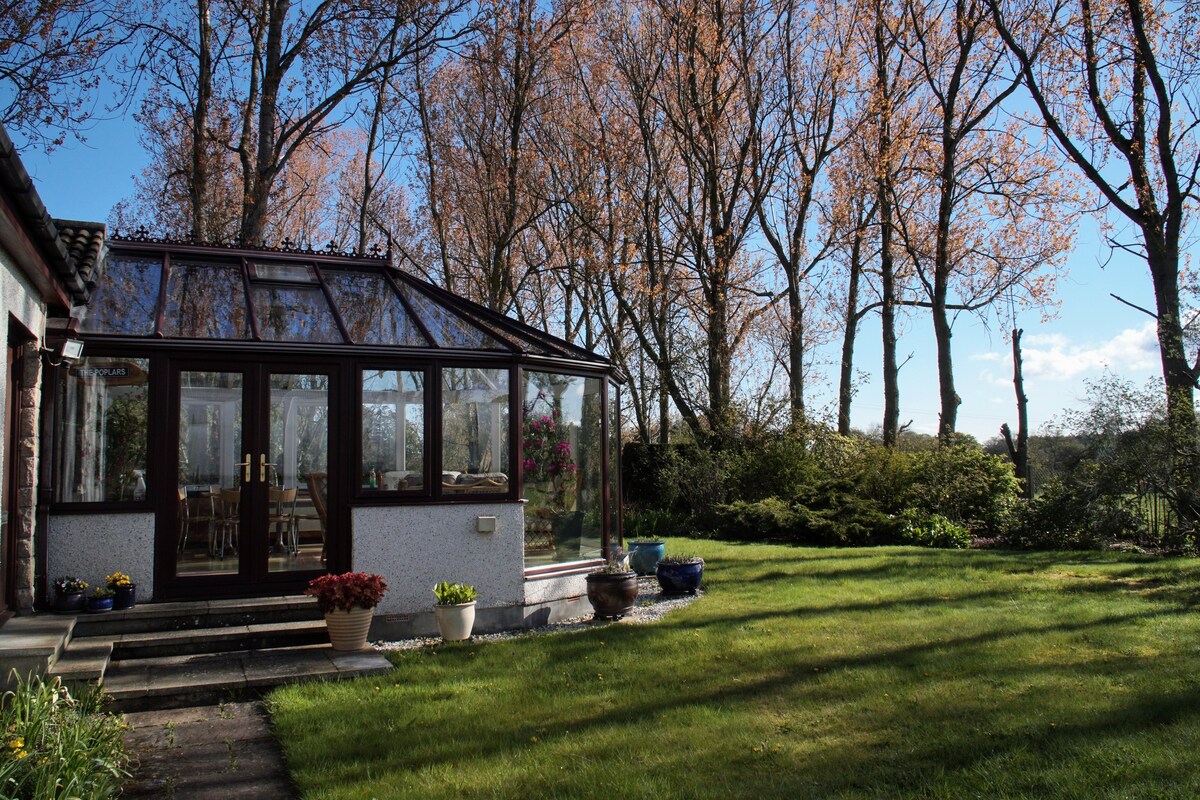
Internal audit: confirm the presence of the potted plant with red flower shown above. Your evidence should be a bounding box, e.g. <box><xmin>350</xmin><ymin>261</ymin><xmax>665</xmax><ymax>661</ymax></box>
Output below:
<box><xmin>305</xmin><ymin>572</ymin><xmax>388</xmax><ymax>651</ymax></box>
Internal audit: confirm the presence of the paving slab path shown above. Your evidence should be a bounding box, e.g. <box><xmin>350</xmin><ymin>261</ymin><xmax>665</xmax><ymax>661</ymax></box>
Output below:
<box><xmin>121</xmin><ymin>701</ymin><xmax>297</xmax><ymax>799</ymax></box>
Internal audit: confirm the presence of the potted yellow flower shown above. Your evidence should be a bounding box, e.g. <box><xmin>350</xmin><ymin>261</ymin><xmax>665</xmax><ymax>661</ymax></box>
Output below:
<box><xmin>106</xmin><ymin>571</ymin><xmax>136</xmax><ymax>610</ymax></box>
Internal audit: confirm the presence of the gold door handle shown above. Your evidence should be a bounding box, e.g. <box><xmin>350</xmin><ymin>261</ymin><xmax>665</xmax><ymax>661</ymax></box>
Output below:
<box><xmin>260</xmin><ymin>453</ymin><xmax>277</xmax><ymax>483</ymax></box>
<box><xmin>235</xmin><ymin>453</ymin><xmax>252</xmax><ymax>483</ymax></box>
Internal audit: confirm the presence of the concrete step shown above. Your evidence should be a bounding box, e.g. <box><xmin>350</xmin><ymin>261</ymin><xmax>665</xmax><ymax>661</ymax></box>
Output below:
<box><xmin>113</xmin><ymin>619</ymin><xmax>330</xmax><ymax>660</ymax></box>
<box><xmin>0</xmin><ymin>615</ymin><xmax>76</xmax><ymax>687</ymax></box>
<box><xmin>47</xmin><ymin>638</ymin><xmax>113</xmax><ymax>685</ymax></box>
<box><xmin>72</xmin><ymin>596</ymin><xmax>321</xmax><ymax>637</ymax></box>
<box><xmin>103</xmin><ymin>645</ymin><xmax>392</xmax><ymax>712</ymax></box>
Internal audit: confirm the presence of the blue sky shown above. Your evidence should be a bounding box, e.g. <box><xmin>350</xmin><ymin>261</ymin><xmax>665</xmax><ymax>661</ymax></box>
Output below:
<box><xmin>18</xmin><ymin>119</ymin><xmax>1173</xmax><ymax>444</ymax></box>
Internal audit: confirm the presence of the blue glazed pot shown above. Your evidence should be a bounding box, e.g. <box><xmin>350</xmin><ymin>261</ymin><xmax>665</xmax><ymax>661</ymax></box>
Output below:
<box><xmin>113</xmin><ymin>584</ymin><xmax>136</xmax><ymax>610</ymax></box>
<box><xmin>656</xmin><ymin>561</ymin><xmax>704</xmax><ymax>595</ymax></box>
<box><xmin>628</xmin><ymin>541</ymin><xmax>665</xmax><ymax>575</ymax></box>
<box><xmin>87</xmin><ymin>596</ymin><xmax>114</xmax><ymax>613</ymax></box>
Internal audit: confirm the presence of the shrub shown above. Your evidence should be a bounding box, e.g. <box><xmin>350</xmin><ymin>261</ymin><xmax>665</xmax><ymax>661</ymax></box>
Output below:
<box><xmin>0</xmin><ymin>673</ymin><xmax>130</xmax><ymax>800</ymax></box>
<box><xmin>624</xmin><ymin>507</ymin><xmax>688</xmax><ymax>540</ymax></box>
<box><xmin>1002</xmin><ymin>475</ymin><xmax>1144</xmax><ymax>551</ymax></box>
<box><xmin>897</xmin><ymin>511</ymin><xmax>971</xmax><ymax>549</ymax></box>
<box><xmin>713</xmin><ymin>484</ymin><xmax>906</xmax><ymax>547</ymax></box>
<box><xmin>903</xmin><ymin>446</ymin><xmax>1020</xmax><ymax>534</ymax></box>
<box><xmin>721</xmin><ymin>437</ymin><xmax>823</xmax><ymax>503</ymax></box>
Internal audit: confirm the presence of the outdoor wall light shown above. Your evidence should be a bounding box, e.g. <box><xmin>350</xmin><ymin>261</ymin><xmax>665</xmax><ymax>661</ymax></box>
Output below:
<box><xmin>43</xmin><ymin>337</ymin><xmax>85</xmax><ymax>366</ymax></box>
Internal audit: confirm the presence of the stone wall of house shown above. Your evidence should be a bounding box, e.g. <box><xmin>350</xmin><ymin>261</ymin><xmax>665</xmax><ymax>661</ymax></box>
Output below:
<box><xmin>1</xmin><ymin>246</ymin><xmax>48</xmax><ymax>612</ymax></box>
<box><xmin>46</xmin><ymin>513</ymin><xmax>156</xmax><ymax>601</ymax></box>
<box><xmin>9</xmin><ymin>343</ymin><xmax>41</xmax><ymax>611</ymax></box>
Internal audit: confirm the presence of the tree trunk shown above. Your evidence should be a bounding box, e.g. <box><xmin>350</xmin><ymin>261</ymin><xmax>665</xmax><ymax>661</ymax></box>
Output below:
<box><xmin>1148</xmin><ymin>239</ymin><xmax>1200</xmax><ymax>526</ymax></box>
<box><xmin>1001</xmin><ymin>328</ymin><xmax>1030</xmax><ymax>498</ymax></box>
<box><xmin>190</xmin><ymin>0</ymin><xmax>213</xmax><ymax>240</ymax></box>
<box><xmin>838</xmin><ymin>230</ymin><xmax>864</xmax><ymax>436</ymax></box>
<box><xmin>874</xmin><ymin>0</ymin><xmax>899</xmax><ymax>447</ymax></box>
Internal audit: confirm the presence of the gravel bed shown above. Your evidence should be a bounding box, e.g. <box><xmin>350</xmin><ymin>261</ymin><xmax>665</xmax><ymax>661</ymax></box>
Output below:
<box><xmin>373</xmin><ymin>576</ymin><xmax>700</xmax><ymax>652</ymax></box>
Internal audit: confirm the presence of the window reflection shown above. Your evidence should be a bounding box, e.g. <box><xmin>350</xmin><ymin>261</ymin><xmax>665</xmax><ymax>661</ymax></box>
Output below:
<box><xmin>361</xmin><ymin>370</ymin><xmax>425</xmax><ymax>491</ymax></box>
<box><xmin>78</xmin><ymin>256</ymin><xmax>162</xmax><ymax>335</ymax></box>
<box><xmin>442</xmin><ymin>368</ymin><xmax>509</xmax><ymax>494</ymax></box>
<box><xmin>161</xmin><ymin>262</ymin><xmax>249</xmax><ymax>339</ymax></box>
<box><xmin>325</xmin><ymin>271</ymin><xmax>428</xmax><ymax>346</ymax></box>
<box><xmin>55</xmin><ymin>357</ymin><xmax>150</xmax><ymax>502</ymax></box>
<box><xmin>251</xmin><ymin>285</ymin><xmax>343</xmax><ymax>343</ymax></box>
<box><xmin>522</xmin><ymin>372</ymin><xmax>603</xmax><ymax>564</ymax></box>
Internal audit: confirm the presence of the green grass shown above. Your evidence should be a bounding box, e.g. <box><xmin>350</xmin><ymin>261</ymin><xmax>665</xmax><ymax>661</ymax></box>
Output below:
<box><xmin>269</xmin><ymin>541</ymin><xmax>1200</xmax><ymax>799</ymax></box>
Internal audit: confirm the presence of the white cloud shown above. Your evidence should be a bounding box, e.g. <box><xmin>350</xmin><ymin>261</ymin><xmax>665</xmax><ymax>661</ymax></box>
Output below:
<box><xmin>970</xmin><ymin>321</ymin><xmax>1159</xmax><ymax>382</ymax></box>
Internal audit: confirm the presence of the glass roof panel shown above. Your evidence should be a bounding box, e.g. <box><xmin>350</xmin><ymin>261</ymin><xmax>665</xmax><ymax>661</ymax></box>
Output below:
<box><xmin>250</xmin><ymin>262</ymin><xmax>317</xmax><ymax>283</ymax></box>
<box><xmin>251</xmin><ymin>284</ymin><xmax>343</xmax><ymax>343</ymax></box>
<box><xmin>324</xmin><ymin>270</ymin><xmax>428</xmax><ymax>346</ymax></box>
<box><xmin>78</xmin><ymin>255</ymin><xmax>162</xmax><ymax>335</ymax></box>
<box><xmin>161</xmin><ymin>262</ymin><xmax>250</xmax><ymax>339</ymax></box>
<box><xmin>395</xmin><ymin>282</ymin><xmax>508</xmax><ymax>350</ymax></box>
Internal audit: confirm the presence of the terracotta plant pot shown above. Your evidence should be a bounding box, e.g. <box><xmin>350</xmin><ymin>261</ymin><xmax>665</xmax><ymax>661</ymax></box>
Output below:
<box><xmin>586</xmin><ymin>571</ymin><xmax>638</xmax><ymax>620</ymax></box>
<box><xmin>324</xmin><ymin>606</ymin><xmax>374</xmax><ymax>651</ymax></box>
<box><xmin>434</xmin><ymin>601</ymin><xmax>477</xmax><ymax>641</ymax></box>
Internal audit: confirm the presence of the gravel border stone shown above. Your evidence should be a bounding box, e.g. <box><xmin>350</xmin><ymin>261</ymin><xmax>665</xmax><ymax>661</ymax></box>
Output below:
<box><xmin>373</xmin><ymin>576</ymin><xmax>700</xmax><ymax>652</ymax></box>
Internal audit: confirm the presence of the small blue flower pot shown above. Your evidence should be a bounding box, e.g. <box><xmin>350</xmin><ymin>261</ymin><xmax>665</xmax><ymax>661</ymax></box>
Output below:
<box><xmin>87</xmin><ymin>596</ymin><xmax>114</xmax><ymax>613</ymax></box>
<box><xmin>628</xmin><ymin>541</ymin><xmax>666</xmax><ymax>575</ymax></box>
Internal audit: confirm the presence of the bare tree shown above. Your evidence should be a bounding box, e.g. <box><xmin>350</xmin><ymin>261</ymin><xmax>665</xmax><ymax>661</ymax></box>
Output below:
<box><xmin>0</xmin><ymin>0</ymin><xmax>131</xmax><ymax>150</ymax></box>
<box><xmin>990</xmin><ymin>0</ymin><xmax>1200</xmax><ymax>523</ymax></box>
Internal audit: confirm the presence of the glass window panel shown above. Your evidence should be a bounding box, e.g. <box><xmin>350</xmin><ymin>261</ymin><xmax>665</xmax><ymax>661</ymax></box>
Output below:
<box><xmin>176</xmin><ymin>370</ymin><xmax>242</xmax><ymax>576</ymax></box>
<box><xmin>397</xmin><ymin>283</ymin><xmax>506</xmax><ymax>349</ymax></box>
<box><xmin>250</xmin><ymin>262</ymin><xmax>317</xmax><ymax>282</ymax></box>
<box><xmin>161</xmin><ymin>262</ymin><xmax>249</xmax><ymax>339</ymax></box>
<box><xmin>609</xmin><ymin>382</ymin><xmax>621</xmax><ymax>548</ymax></box>
<box><xmin>77</xmin><ymin>256</ymin><xmax>162</xmax><ymax>335</ymax></box>
<box><xmin>325</xmin><ymin>271</ymin><xmax>427</xmax><ymax>346</ymax></box>
<box><xmin>269</xmin><ymin>372</ymin><xmax>329</xmax><ymax>573</ymax></box>
<box><xmin>361</xmin><ymin>370</ymin><xmax>425</xmax><ymax>492</ymax></box>
<box><xmin>251</xmin><ymin>284</ymin><xmax>343</xmax><ymax>343</ymax></box>
<box><xmin>522</xmin><ymin>372</ymin><xmax>603</xmax><ymax>564</ymax></box>
<box><xmin>442</xmin><ymin>367</ymin><xmax>509</xmax><ymax>495</ymax></box>
<box><xmin>55</xmin><ymin>357</ymin><xmax>150</xmax><ymax>502</ymax></box>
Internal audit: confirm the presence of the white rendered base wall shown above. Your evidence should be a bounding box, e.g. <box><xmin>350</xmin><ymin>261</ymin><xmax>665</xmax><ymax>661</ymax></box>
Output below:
<box><xmin>352</xmin><ymin>503</ymin><xmax>527</xmax><ymax>617</ymax></box>
<box><xmin>47</xmin><ymin>513</ymin><xmax>156</xmax><ymax>602</ymax></box>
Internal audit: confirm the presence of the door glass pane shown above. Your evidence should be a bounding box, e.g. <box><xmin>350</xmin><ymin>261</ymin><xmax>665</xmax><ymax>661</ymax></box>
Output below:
<box><xmin>177</xmin><ymin>371</ymin><xmax>242</xmax><ymax>576</ymax></box>
<box><xmin>268</xmin><ymin>373</ymin><xmax>329</xmax><ymax>573</ymax></box>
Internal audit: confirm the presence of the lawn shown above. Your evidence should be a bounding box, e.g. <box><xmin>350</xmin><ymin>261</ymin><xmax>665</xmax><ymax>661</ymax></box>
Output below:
<box><xmin>269</xmin><ymin>540</ymin><xmax>1200</xmax><ymax>799</ymax></box>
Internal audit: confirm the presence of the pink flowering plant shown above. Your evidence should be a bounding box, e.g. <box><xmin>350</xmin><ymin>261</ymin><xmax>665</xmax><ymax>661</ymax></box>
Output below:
<box><xmin>522</xmin><ymin>390</ymin><xmax>577</xmax><ymax>510</ymax></box>
<box><xmin>305</xmin><ymin>571</ymin><xmax>388</xmax><ymax>613</ymax></box>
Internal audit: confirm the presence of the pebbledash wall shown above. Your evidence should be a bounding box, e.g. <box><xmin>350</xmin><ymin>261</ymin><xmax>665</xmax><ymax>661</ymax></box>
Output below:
<box><xmin>46</xmin><ymin>513</ymin><xmax>156</xmax><ymax>603</ymax></box>
<box><xmin>355</xmin><ymin>501</ymin><xmax>589</xmax><ymax>637</ymax></box>
<box><xmin>45</xmin><ymin>503</ymin><xmax>591</xmax><ymax>633</ymax></box>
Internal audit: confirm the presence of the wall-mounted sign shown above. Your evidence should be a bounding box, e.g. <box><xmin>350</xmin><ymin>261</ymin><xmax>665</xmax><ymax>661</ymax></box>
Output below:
<box><xmin>69</xmin><ymin>362</ymin><xmax>148</xmax><ymax>386</ymax></box>
<box><xmin>74</xmin><ymin>366</ymin><xmax>128</xmax><ymax>379</ymax></box>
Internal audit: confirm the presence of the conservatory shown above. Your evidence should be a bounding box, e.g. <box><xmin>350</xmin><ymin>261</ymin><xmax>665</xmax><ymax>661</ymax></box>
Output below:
<box><xmin>45</xmin><ymin>234</ymin><xmax>622</xmax><ymax>632</ymax></box>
